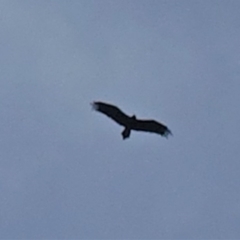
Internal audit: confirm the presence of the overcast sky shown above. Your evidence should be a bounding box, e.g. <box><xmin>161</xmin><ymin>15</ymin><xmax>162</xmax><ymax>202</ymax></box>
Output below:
<box><xmin>1</xmin><ymin>0</ymin><xmax>240</xmax><ymax>239</ymax></box>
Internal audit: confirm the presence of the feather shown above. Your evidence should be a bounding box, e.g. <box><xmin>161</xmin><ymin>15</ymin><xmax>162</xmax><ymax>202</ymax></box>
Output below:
<box><xmin>92</xmin><ymin>101</ymin><xmax>130</xmax><ymax>126</ymax></box>
<box><xmin>132</xmin><ymin>120</ymin><xmax>172</xmax><ymax>138</ymax></box>
<box><xmin>92</xmin><ymin>101</ymin><xmax>172</xmax><ymax>140</ymax></box>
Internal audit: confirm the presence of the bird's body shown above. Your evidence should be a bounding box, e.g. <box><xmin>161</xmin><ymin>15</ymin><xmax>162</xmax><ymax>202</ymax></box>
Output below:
<box><xmin>92</xmin><ymin>101</ymin><xmax>172</xmax><ymax>139</ymax></box>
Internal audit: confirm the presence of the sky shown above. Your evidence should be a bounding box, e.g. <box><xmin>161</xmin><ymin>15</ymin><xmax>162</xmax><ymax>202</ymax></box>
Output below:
<box><xmin>0</xmin><ymin>0</ymin><xmax>240</xmax><ymax>239</ymax></box>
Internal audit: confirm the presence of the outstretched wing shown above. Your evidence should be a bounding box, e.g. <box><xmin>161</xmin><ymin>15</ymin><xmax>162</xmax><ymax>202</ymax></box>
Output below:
<box><xmin>132</xmin><ymin>119</ymin><xmax>172</xmax><ymax>138</ymax></box>
<box><xmin>92</xmin><ymin>101</ymin><xmax>130</xmax><ymax>126</ymax></box>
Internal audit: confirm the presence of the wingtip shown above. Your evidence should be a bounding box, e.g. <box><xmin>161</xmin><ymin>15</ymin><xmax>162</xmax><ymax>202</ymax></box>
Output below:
<box><xmin>164</xmin><ymin>129</ymin><xmax>173</xmax><ymax>138</ymax></box>
<box><xmin>90</xmin><ymin>101</ymin><xmax>98</xmax><ymax>111</ymax></box>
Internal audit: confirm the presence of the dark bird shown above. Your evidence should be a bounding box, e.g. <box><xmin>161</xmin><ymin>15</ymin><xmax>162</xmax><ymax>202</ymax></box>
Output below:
<box><xmin>92</xmin><ymin>101</ymin><xmax>172</xmax><ymax>140</ymax></box>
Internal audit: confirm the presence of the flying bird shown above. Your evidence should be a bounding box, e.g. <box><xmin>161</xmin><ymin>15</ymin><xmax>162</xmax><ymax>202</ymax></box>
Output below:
<box><xmin>92</xmin><ymin>101</ymin><xmax>172</xmax><ymax>140</ymax></box>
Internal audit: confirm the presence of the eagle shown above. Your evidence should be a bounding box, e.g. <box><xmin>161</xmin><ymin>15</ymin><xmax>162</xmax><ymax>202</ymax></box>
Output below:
<box><xmin>92</xmin><ymin>101</ymin><xmax>172</xmax><ymax>140</ymax></box>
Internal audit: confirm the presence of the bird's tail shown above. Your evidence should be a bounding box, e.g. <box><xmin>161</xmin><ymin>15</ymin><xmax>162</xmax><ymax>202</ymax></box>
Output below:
<box><xmin>122</xmin><ymin>127</ymin><xmax>131</xmax><ymax>140</ymax></box>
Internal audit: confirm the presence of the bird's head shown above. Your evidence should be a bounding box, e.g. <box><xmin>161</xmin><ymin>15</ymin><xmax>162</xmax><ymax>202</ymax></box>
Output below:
<box><xmin>131</xmin><ymin>115</ymin><xmax>136</xmax><ymax>120</ymax></box>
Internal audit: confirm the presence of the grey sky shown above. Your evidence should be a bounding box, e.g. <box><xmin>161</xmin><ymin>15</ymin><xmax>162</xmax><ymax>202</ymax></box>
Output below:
<box><xmin>0</xmin><ymin>0</ymin><xmax>240</xmax><ymax>238</ymax></box>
